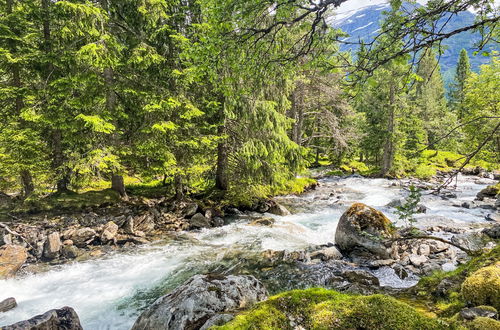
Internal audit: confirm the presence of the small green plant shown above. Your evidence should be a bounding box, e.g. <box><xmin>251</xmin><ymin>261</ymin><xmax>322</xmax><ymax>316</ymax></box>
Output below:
<box><xmin>395</xmin><ymin>185</ymin><xmax>422</xmax><ymax>227</ymax></box>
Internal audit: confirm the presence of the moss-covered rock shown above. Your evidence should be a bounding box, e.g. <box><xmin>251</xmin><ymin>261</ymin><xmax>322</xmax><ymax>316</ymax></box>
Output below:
<box><xmin>466</xmin><ymin>316</ymin><xmax>500</xmax><ymax>330</ymax></box>
<box><xmin>212</xmin><ymin>288</ymin><xmax>453</xmax><ymax>330</ymax></box>
<box><xmin>335</xmin><ymin>203</ymin><xmax>396</xmax><ymax>258</ymax></box>
<box><xmin>461</xmin><ymin>262</ymin><xmax>500</xmax><ymax>311</ymax></box>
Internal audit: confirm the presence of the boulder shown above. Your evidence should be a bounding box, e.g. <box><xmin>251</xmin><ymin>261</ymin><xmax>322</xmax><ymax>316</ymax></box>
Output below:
<box><xmin>100</xmin><ymin>221</ymin><xmax>118</xmax><ymax>243</ymax></box>
<box><xmin>61</xmin><ymin>245</ymin><xmax>81</xmax><ymax>259</ymax></box>
<box><xmin>133</xmin><ymin>213</ymin><xmax>155</xmax><ymax>233</ymax></box>
<box><xmin>460</xmin><ymin>306</ymin><xmax>498</xmax><ymax>320</ymax></box>
<box><xmin>476</xmin><ymin>184</ymin><xmax>499</xmax><ymax>201</ymax></box>
<box><xmin>2</xmin><ymin>306</ymin><xmax>82</xmax><ymax>330</ymax></box>
<box><xmin>335</xmin><ymin>203</ymin><xmax>396</xmax><ymax>258</ymax></box>
<box><xmin>131</xmin><ymin>274</ymin><xmax>267</xmax><ymax>330</ymax></box>
<box><xmin>309</xmin><ymin>246</ymin><xmax>343</xmax><ymax>261</ymax></box>
<box><xmin>483</xmin><ymin>224</ymin><xmax>500</xmax><ymax>239</ymax></box>
<box><xmin>189</xmin><ymin>213</ymin><xmax>211</xmax><ymax>229</ymax></box>
<box><xmin>249</xmin><ymin>217</ymin><xmax>275</xmax><ymax>227</ymax></box>
<box><xmin>0</xmin><ymin>297</ymin><xmax>17</xmax><ymax>313</ymax></box>
<box><xmin>451</xmin><ymin>232</ymin><xmax>490</xmax><ymax>252</ymax></box>
<box><xmin>0</xmin><ymin>245</ymin><xmax>27</xmax><ymax>279</ymax></box>
<box><xmin>43</xmin><ymin>232</ymin><xmax>61</xmax><ymax>260</ymax></box>
<box><xmin>268</xmin><ymin>202</ymin><xmax>291</xmax><ymax>216</ymax></box>
<box><xmin>182</xmin><ymin>202</ymin><xmax>199</xmax><ymax>217</ymax></box>
<box><xmin>63</xmin><ymin>227</ymin><xmax>96</xmax><ymax>248</ymax></box>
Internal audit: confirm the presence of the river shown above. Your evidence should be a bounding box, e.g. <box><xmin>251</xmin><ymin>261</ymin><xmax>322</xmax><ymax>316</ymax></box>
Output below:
<box><xmin>0</xmin><ymin>175</ymin><xmax>496</xmax><ymax>329</ymax></box>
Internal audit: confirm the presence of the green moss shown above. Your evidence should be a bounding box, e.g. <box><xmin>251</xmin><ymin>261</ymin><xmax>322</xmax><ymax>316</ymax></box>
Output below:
<box><xmin>212</xmin><ymin>288</ymin><xmax>452</xmax><ymax>330</ymax></box>
<box><xmin>461</xmin><ymin>262</ymin><xmax>500</xmax><ymax>310</ymax></box>
<box><xmin>466</xmin><ymin>317</ymin><xmax>500</xmax><ymax>330</ymax></box>
<box><xmin>13</xmin><ymin>189</ymin><xmax>121</xmax><ymax>214</ymax></box>
<box><xmin>411</xmin><ymin>245</ymin><xmax>500</xmax><ymax>316</ymax></box>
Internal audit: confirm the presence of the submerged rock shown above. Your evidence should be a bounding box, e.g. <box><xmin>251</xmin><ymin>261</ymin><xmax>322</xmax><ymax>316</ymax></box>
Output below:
<box><xmin>131</xmin><ymin>274</ymin><xmax>267</xmax><ymax>330</ymax></box>
<box><xmin>335</xmin><ymin>203</ymin><xmax>396</xmax><ymax>259</ymax></box>
<box><xmin>0</xmin><ymin>244</ymin><xmax>27</xmax><ymax>279</ymax></box>
<box><xmin>2</xmin><ymin>306</ymin><xmax>82</xmax><ymax>329</ymax></box>
<box><xmin>268</xmin><ymin>202</ymin><xmax>291</xmax><ymax>216</ymax></box>
<box><xmin>0</xmin><ymin>297</ymin><xmax>17</xmax><ymax>313</ymax></box>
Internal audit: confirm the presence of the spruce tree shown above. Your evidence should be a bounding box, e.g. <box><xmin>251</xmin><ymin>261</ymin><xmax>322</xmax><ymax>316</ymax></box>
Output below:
<box><xmin>450</xmin><ymin>49</ymin><xmax>471</xmax><ymax>119</ymax></box>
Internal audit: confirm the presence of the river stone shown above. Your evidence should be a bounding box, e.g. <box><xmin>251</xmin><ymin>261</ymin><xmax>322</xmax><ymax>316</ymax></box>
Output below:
<box><xmin>61</xmin><ymin>245</ymin><xmax>81</xmax><ymax>259</ymax></box>
<box><xmin>460</xmin><ymin>307</ymin><xmax>498</xmax><ymax>320</ymax></box>
<box><xmin>483</xmin><ymin>224</ymin><xmax>500</xmax><ymax>239</ymax></box>
<box><xmin>309</xmin><ymin>246</ymin><xmax>343</xmax><ymax>261</ymax></box>
<box><xmin>101</xmin><ymin>221</ymin><xmax>118</xmax><ymax>243</ymax></box>
<box><xmin>268</xmin><ymin>202</ymin><xmax>291</xmax><ymax>216</ymax></box>
<box><xmin>132</xmin><ymin>274</ymin><xmax>267</xmax><ymax>330</ymax></box>
<box><xmin>189</xmin><ymin>213</ymin><xmax>211</xmax><ymax>229</ymax></box>
<box><xmin>249</xmin><ymin>217</ymin><xmax>275</xmax><ymax>226</ymax></box>
<box><xmin>133</xmin><ymin>213</ymin><xmax>155</xmax><ymax>233</ymax></box>
<box><xmin>335</xmin><ymin>203</ymin><xmax>395</xmax><ymax>258</ymax></box>
<box><xmin>182</xmin><ymin>202</ymin><xmax>199</xmax><ymax>217</ymax></box>
<box><xmin>0</xmin><ymin>244</ymin><xmax>27</xmax><ymax>279</ymax></box>
<box><xmin>0</xmin><ymin>297</ymin><xmax>17</xmax><ymax>313</ymax></box>
<box><xmin>63</xmin><ymin>227</ymin><xmax>96</xmax><ymax>248</ymax></box>
<box><xmin>2</xmin><ymin>306</ymin><xmax>82</xmax><ymax>330</ymax></box>
<box><xmin>410</xmin><ymin>254</ymin><xmax>427</xmax><ymax>267</ymax></box>
<box><xmin>43</xmin><ymin>232</ymin><xmax>62</xmax><ymax>260</ymax></box>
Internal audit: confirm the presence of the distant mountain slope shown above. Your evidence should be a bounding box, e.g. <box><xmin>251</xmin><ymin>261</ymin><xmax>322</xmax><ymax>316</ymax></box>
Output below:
<box><xmin>334</xmin><ymin>3</ymin><xmax>495</xmax><ymax>87</ymax></box>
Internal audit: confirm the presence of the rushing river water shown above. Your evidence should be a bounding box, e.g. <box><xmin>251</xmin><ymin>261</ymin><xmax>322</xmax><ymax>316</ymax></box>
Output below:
<box><xmin>0</xmin><ymin>175</ymin><xmax>496</xmax><ymax>329</ymax></box>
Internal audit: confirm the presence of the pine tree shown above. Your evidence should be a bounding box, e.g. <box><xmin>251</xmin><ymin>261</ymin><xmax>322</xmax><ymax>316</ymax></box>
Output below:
<box><xmin>450</xmin><ymin>49</ymin><xmax>471</xmax><ymax>119</ymax></box>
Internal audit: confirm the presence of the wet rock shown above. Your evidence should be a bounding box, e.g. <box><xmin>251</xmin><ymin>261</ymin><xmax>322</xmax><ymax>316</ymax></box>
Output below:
<box><xmin>100</xmin><ymin>221</ymin><xmax>118</xmax><ymax>243</ymax></box>
<box><xmin>123</xmin><ymin>216</ymin><xmax>135</xmax><ymax>234</ymax></box>
<box><xmin>0</xmin><ymin>297</ymin><xmax>17</xmax><ymax>313</ymax></box>
<box><xmin>451</xmin><ymin>232</ymin><xmax>490</xmax><ymax>252</ymax></box>
<box><xmin>341</xmin><ymin>269</ymin><xmax>380</xmax><ymax>286</ymax></box>
<box><xmin>418</xmin><ymin>244</ymin><xmax>431</xmax><ymax>256</ymax></box>
<box><xmin>182</xmin><ymin>202</ymin><xmax>199</xmax><ymax>217</ymax></box>
<box><xmin>335</xmin><ymin>203</ymin><xmax>395</xmax><ymax>258</ymax></box>
<box><xmin>213</xmin><ymin>217</ymin><xmax>224</xmax><ymax>227</ymax></box>
<box><xmin>309</xmin><ymin>246</ymin><xmax>343</xmax><ymax>261</ymax></box>
<box><xmin>0</xmin><ymin>244</ymin><xmax>27</xmax><ymax>279</ymax></box>
<box><xmin>61</xmin><ymin>245</ymin><xmax>80</xmax><ymax>259</ymax></box>
<box><xmin>386</xmin><ymin>199</ymin><xmax>427</xmax><ymax>213</ymax></box>
<box><xmin>2</xmin><ymin>306</ymin><xmax>82</xmax><ymax>330</ymax></box>
<box><xmin>63</xmin><ymin>227</ymin><xmax>96</xmax><ymax>248</ymax></box>
<box><xmin>43</xmin><ymin>232</ymin><xmax>61</xmax><ymax>260</ymax></box>
<box><xmin>189</xmin><ymin>213</ymin><xmax>211</xmax><ymax>229</ymax></box>
<box><xmin>486</xmin><ymin>213</ymin><xmax>500</xmax><ymax>222</ymax></box>
<box><xmin>249</xmin><ymin>217</ymin><xmax>275</xmax><ymax>227</ymax></box>
<box><xmin>409</xmin><ymin>254</ymin><xmax>427</xmax><ymax>267</ymax></box>
<box><xmin>483</xmin><ymin>224</ymin><xmax>500</xmax><ymax>239</ymax></box>
<box><xmin>460</xmin><ymin>306</ymin><xmax>498</xmax><ymax>320</ymax></box>
<box><xmin>131</xmin><ymin>274</ymin><xmax>267</xmax><ymax>330</ymax></box>
<box><xmin>268</xmin><ymin>202</ymin><xmax>291</xmax><ymax>216</ymax></box>
<box><xmin>476</xmin><ymin>184</ymin><xmax>499</xmax><ymax>201</ymax></box>
<box><xmin>133</xmin><ymin>213</ymin><xmax>155</xmax><ymax>233</ymax></box>
<box><xmin>392</xmin><ymin>264</ymin><xmax>409</xmax><ymax>279</ymax></box>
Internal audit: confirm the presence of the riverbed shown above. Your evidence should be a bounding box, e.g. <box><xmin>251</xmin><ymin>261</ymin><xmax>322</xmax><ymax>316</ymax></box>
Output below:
<box><xmin>0</xmin><ymin>175</ymin><xmax>496</xmax><ymax>329</ymax></box>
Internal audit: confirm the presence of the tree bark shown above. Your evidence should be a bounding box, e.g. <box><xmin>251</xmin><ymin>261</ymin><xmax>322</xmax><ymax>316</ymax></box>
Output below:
<box><xmin>215</xmin><ymin>124</ymin><xmax>229</xmax><ymax>191</ymax></box>
<box><xmin>381</xmin><ymin>83</ymin><xmax>395</xmax><ymax>176</ymax></box>
<box><xmin>20</xmin><ymin>170</ymin><xmax>34</xmax><ymax>198</ymax></box>
<box><xmin>174</xmin><ymin>174</ymin><xmax>184</xmax><ymax>200</ymax></box>
<box><xmin>111</xmin><ymin>174</ymin><xmax>127</xmax><ymax>198</ymax></box>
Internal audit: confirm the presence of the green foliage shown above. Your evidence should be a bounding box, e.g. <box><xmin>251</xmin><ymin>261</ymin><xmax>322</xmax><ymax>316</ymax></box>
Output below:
<box><xmin>212</xmin><ymin>288</ymin><xmax>453</xmax><ymax>330</ymax></box>
<box><xmin>395</xmin><ymin>185</ymin><xmax>421</xmax><ymax>227</ymax></box>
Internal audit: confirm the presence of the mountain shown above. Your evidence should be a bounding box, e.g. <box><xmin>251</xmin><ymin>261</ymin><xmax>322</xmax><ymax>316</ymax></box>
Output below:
<box><xmin>334</xmin><ymin>3</ymin><xmax>494</xmax><ymax>87</ymax></box>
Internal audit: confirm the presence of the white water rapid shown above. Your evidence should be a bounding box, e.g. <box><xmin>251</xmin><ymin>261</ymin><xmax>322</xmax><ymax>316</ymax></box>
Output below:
<box><xmin>0</xmin><ymin>175</ymin><xmax>496</xmax><ymax>329</ymax></box>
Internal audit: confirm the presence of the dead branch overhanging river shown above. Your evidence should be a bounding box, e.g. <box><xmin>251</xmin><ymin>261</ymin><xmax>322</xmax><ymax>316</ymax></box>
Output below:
<box><xmin>0</xmin><ymin>174</ymin><xmax>497</xmax><ymax>329</ymax></box>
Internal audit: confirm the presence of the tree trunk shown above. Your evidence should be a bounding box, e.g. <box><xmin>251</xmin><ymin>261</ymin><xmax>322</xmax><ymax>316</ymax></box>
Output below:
<box><xmin>381</xmin><ymin>84</ymin><xmax>396</xmax><ymax>176</ymax></box>
<box><xmin>290</xmin><ymin>82</ymin><xmax>304</xmax><ymax>146</ymax></box>
<box><xmin>52</xmin><ymin>129</ymin><xmax>70</xmax><ymax>193</ymax></box>
<box><xmin>174</xmin><ymin>174</ymin><xmax>184</xmax><ymax>200</ymax></box>
<box><xmin>215</xmin><ymin>125</ymin><xmax>229</xmax><ymax>191</ymax></box>
<box><xmin>20</xmin><ymin>170</ymin><xmax>34</xmax><ymax>198</ymax></box>
<box><xmin>111</xmin><ymin>174</ymin><xmax>127</xmax><ymax>198</ymax></box>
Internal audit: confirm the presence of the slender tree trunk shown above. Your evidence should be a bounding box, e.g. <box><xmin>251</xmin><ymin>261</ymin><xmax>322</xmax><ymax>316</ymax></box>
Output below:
<box><xmin>215</xmin><ymin>123</ymin><xmax>229</xmax><ymax>191</ymax></box>
<box><xmin>174</xmin><ymin>174</ymin><xmax>184</xmax><ymax>200</ymax></box>
<box><xmin>382</xmin><ymin>84</ymin><xmax>396</xmax><ymax>176</ymax></box>
<box><xmin>20</xmin><ymin>170</ymin><xmax>34</xmax><ymax>198</ymax></box>
<box><xmin>111</xmin><ymin>174</ymin><xmax>127</xmax><ymax>198</ymax></box>
<box><xmin>290</xmin><ymin>82</ymin><xmax>304</xmax><ymax>146</ymax></box>
<box><xmin>52</xmin><ymin>129</ymin><xmax>70</xmax><ymax>193</ymax></box>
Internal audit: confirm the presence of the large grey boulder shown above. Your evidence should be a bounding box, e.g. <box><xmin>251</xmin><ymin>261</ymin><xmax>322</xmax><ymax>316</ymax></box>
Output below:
<box><xmin>0</xmin><ymin>297</ymin><xmax>17</xmax><ymax>313</ymax></box>
<box><xmin>131</xmin><ymin>274</ymin><xmax>267</xmax><ymax>330</ymax></box>
<box><xmin>335</xmin><ymin>203</ymin><xmax>396</xmax><ymax>258</ymax></box>
<box><xmin>2</xmin><ymin>306</ymin><xmax>82</xmax><ymax>330</ymax></box>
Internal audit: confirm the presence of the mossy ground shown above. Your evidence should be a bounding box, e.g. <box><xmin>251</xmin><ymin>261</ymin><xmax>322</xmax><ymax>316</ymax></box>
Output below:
<box><xmin>211</xmin><ymin>288</ymin><xmax>454</xmax><ymax>330</ymax></box>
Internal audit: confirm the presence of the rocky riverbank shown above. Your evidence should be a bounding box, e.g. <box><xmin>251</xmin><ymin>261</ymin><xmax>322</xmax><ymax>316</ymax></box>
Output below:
<box><xmin>0</xmin><ymin>173</ymin><xmax>498</xmax><ymax>328</ymax></box>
